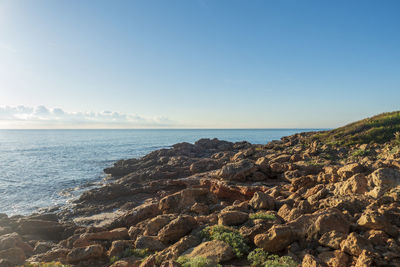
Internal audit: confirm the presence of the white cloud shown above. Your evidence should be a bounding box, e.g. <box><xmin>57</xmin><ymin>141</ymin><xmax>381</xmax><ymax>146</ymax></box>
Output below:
<box><xmin>0</xmin><ymin>105</ymin><xmax>176</xmax><ymax>128</ymax></box>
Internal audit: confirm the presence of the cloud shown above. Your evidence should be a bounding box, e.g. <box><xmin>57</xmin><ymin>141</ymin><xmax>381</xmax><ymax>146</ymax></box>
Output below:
<box><xmin>0</xmin><ymin>105</ymin><xmax>176</xmax><ymax>128</ymax></box>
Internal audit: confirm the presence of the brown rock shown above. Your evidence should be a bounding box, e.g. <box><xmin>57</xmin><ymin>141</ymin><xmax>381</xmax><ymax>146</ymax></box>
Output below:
<box><xmin>0</xmin><ymin>247</ymin><xmax>25</xmax><ymax>265</ymax></box>
<box><xmin>217</xmin><ymin>159</ymin><xmax>257</xmax><ymax>181</ymax></box>
<box><xmin>144</xmin><ymin>214</ymin><xmax>176</xmax><ymax>236</ymax></box>
<box><xmin>110</xmin><ymin>256</ymin><xmax>141</xmax><ymax>267</ymax></box>
<box><xmin>188</xmin><ymin>240</ymin><xmax>234</xmax><ymax>263</ymax></box>
<box><xmin>135</xmin><ymin>236</ymin><xmax>165</xmax><ymax>251</ymax></box>
<box><xmin>81</xmin><ymin>227</ymin><xmax>129</xmax><ymax>241</ymax></box>
<box><xmin>249</xmin><ymin>191</ymin><xmax>275</xmax><ymax>210</ymax></box>
<box><xmin>254</xmin><ymin>225</ymin><xmax>298</xmax><ymax>252</ymax></box>
<box><xmin>158</xmin><ymin>215</ymin><xmax>197</xmax><ymax>244</ymax></box>
<box><xmin>66</xmin><ymin>244</ymin><xmax>104</xmax><ymax>263</ymax></box>
<box><xmin>340</xmin><ymin>232</ymin><xmax>372</xmax><ymax>256</ymax></box>
<box><xmin>318</xmin><ymin>231</ymin><xmax>346</xmax><ymax>250</ymax></box>
<box><xmin>368</xmin><ymin>168</ymin><xmax>400</xmax><ymax>197</ymax></box>
<box><xmin>120</xmin><ymin>203</ymin><xmax>160</xmax><ymax>227</ymax></box>
<box><xmin>302</xmin><ymin>254</ymin><xmax>325</xmax><ymax>267</ymax></box>
<box><xmin>218</xmin><ymin>211</ymin><xmax>248</xmax><ymax>226</ymax></box>
<box><xmin>334</xmin><ymin>173</ymin><xmax>368</xmax><ymax>195</ymax></box>
<box><xmin>318</xmin><ymin>250</ymin><xmax>350</xmax><ymax>267</ymax></box>
<box><xmin>355</xmin><ymin>250</ymin><xmax>375</xmax><ymax>267</ymax></box>
<box><xmin>108</xmin><ymin>240</ymin><xmax>134</xmax><ymax>257</ymax></box>
<box><xmin>337</xmin><ymin>163</ymin><xmax>364</xmax><ymax>179</ymax></box>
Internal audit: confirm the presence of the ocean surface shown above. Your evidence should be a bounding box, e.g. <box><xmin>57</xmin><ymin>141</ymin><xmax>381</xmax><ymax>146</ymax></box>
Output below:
<box><xmin>0</xmin><ymin>129</ymin><xmax>318</xmax><ymax>216</ymax></box>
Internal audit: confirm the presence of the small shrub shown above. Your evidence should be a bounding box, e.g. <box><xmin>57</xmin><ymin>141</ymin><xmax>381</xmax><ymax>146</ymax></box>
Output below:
<box><xmin>109</xmin><ymin>256</ymin><xmax>120</xmax><ymax>263</ymax></box>
<box><xmin>249</xmin><ymin>213</ymin><xmax>276</xmax><ymax>221</ymax></box>
<box><xmin>351</xmin><ymin>149</ymin><xmax>369</xmax><ymax>158</ymax></box>
<box><xmin>394</xmin><ymin>131</ymin><xmax>400</xmax><ymax>145</ymax></box>
<box><xmin>248</xmin><ymin>248</ymin><xmax>269</xmax><ymax>266</ymax></box>
<box><xmin>247</xmin><ymin>249</ymin><xmax>297</xmax><ymax>267</ymax></box>
<box><xmin>202</xmin><ymin>225</ymin><xmax>249</xmax><ymax>258</ymax></box>
<box><xmin>120</xmin><ymin>248</ymin><xmax>151</xmax><ymax>259</ymax></box>
<box><xmin>176</xmin><ymin>256</ymin><xmax>220</xmax><ymax>267</ymax></box>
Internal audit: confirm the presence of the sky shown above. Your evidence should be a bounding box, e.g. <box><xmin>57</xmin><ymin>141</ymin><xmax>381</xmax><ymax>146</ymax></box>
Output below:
<box><xmin>0</xmin><ymin>0</ymin><xmax>399</xmax><ymax>129</ymax></box>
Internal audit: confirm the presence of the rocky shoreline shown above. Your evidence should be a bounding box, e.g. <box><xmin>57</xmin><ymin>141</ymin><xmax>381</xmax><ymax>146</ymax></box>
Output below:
<box><xmin>1</xmin><ymin>117</ymin><xmax>400</xmax><ymax>266</ymax></box>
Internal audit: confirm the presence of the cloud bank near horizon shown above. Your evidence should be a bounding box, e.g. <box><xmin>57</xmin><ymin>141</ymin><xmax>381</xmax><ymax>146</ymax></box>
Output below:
<box><xmin>0</xmin><ymin>105</ymin><xmax>176</xmax><ymax>128</ymax></box>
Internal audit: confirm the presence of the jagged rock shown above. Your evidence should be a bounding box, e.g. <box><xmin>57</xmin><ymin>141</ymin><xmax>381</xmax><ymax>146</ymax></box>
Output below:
<box><xmin>249</xmin><ymin>191</ymin><xmax>275</xmax><ymax>210</ymax></box>
<box><xmin>254</xmin><ymin>225</ymin><xmax>299</xmax><ymax>252</ymax></box>
<box><xmin>80</xmin><ymin>227</ymin><xmax>129</xmax><ymax>241</ymax></box>
<box><xmin>357</xmin><ymin>207</ymin><xmax>398</xmax><ymax>237</ymax></box>
<box><xmin>340</xmin><ymin>232</ymin><xmax>373</xmax><ymax>256</ymax></box>
<box><xmin>33</xmin><ymin>241</ymin><xmax>55</xmax><ymax>254</ymax></box>
<box><xmin>355</xmin><ymin>250</ymin><xmax>375</xmax><ymax>267</ymax></box>
<box><xmin>334</xmin><ymin>173</ymin><xmax>368</xmax><ymax>195</ymax></box>
<box><xmin>108</xmin><ymin>240</ymin><xmax>134</xmax><ymax>257</ymax></box>
<box><xmin>66</xmin><ymin>244</ymin><xmax>104</xmax><ymax>263</ymax></box>
<box><xmin>158</xmin><ymin>215</ymin><xmax>197</xmax><ymax>244</ymax></box>
<box><xmin>118</xmin><ymin>203</ymin><xmax>160</xmax><ymax>227</ymax></box>
<box><xmin>0</xmin><ymin>247</ymin><xmax>25</xmax><ymax>265</ymax></box>
<box><xmin>337</xmin><ymin>163</ymin><xmax>364</xmax><ymax>179</ymax></box>
<box><xmin>217</xmin><ymin>159</ymin><xmax>257</xmax><ymax>181</ymax></box>
<box><xmin>188</xmin><ymin>240</ymin><xmax>234</xmax><ymax>263</ymax></box>
<box><xmin>368</xmin><ymin>168</ymin><xmax>400</xmax><ymax>197</ymax></box>
<box><xmin>0</xmin><ymin>232</ymin><xmax>32</xmax><ymax>255</ymax></box>
<box><xmin>110</xmin><ymin>256</ymin><xmax>141</xmax><ymax>267</ymax></box>
<box><xmin>218</xmin><ymin>211</ymin><xmax>248</xmax><ymax>226</ymax></box>
<box><xmin>191</xmin><ymin>203</ymin><xmax>209</xmax><ymax>215</ymax></box>
<box><xmin>16</xmin><ymin>219</ymin><xmax>66</xmax><ymax>241</ymax></box>
<box><xmin>318</xmin><ymin>231</ymin><xmax>346</xmax><ymax>250</ymax></box>
<box><xmin>302</xmin><ymin>254</ymin><xmax>325</xmax><ymax>267</ymax></box>
<box><xmin>135</xmin><ymin>236</ymin><xmax>165</xmax><ymax>251</ymax></box>
<box><xmin>144</xmin><ymin>214</ymin><xmax>176</xmax><ymax>236</ymax></box>
<box><xmin>190</xmin><ymin>159</ymin><xmax>221</xmax><ymax>174</ymax></box>
<box><xmin>318</xmin><ymin>250</ymin><xmax>350</xmax><ymax>267</ymax></box>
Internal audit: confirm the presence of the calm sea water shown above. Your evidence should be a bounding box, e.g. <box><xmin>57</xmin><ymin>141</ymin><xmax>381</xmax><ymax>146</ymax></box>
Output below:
<box><xmin>0</xmin><ymin>129</ymin><xmax>317</xmax><ymax>216</ymax></box>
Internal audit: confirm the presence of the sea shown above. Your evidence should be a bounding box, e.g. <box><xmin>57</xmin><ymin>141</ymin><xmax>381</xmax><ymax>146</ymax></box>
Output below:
<box><xmin>0</xmin><ymin>129</ymin><xmax>318</xmax><ymax>216</ymax></box>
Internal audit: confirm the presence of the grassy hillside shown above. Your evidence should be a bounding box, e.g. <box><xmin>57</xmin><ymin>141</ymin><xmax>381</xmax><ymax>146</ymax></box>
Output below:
<box><xmin>311</xmin><ymin>111</ymin><xmax>400</xmax><ymax>146</ymax></box>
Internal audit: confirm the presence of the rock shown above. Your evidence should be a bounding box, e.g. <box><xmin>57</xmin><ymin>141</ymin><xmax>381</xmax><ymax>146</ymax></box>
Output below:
<box><xmin>340</xmin><ymin>232</ymin><xmax>372</xmax><ymax>256</ymax></box>
<box><xmin>16</xmin><ymin>219</ymin><xmax>66</xmax><ymax>240</ymax></box>
<box><xmin>0</xmin><ymin>232</ymin><xmax>32</xmax><ymax>254</ymax></box>
<box><xmin>302</xmin><ymin>254</ymin><xmax>325</xmax><ymax>267</ymax></box>
<box><xmin>254</xmin><ymin>225</ymin><xmax>298</xmax><ymax>252</ymax></box>
<box><xmin>128</xmin><ymin>227</ymin><xmax>141</xmax><ymax>240</ymax></box>
<box><xmin>249</xmin><ymin>191</ymin><xmax>275</xmax><ymax>210</ymax></box>
<box><xmin>191</xmin><ymin>203</ymin><xmax>209</xmax><ymax>215</ymax></box>
<box><xmin>190</xmin><ymin>159</ymin><xmax>221</xmax><ymax>174</ymax></box>
<box><xmin>255</xmin><ymin>157</ymin><xmax>270</xmax><ymax>174</ymax></box>
<box><xmin>334</xmin><ymin>173</ymin><xmax>368</xmax><ymax>195</ymax></box>
<box><xmin>158</xmin><ymin>215</ymin><xmax>197</xmax><ymax>244</ymax></box>
<box><xmin>357</xmin><ymin>208</ymin><xmax>398</xmax><ymax>237</ymax></box>
<box><xmin>0</xmin><ymin>259</ymin><xmax>14</xmax><ymax>267</ymax></box>
<box><xmin>0</xmin><ymin>247</ymin><xmax>25</xmax><ymax>265</ymax></box>
<box><xmin>81</xmin><ymin>227</ymin><xmax>129</xmax><ymax>241</ymax></box>
<box><xmin>108</xmin><ymin>240</ymin><xmax>134</xmax><ymax>258</ymax></box>
<box><xmin>33</xmin><ymin>241</ymin><xmax>55</xmax><ymax>254</ymax></box>
<box><xmin>135</xmin><ymin>236</ymin><xmax>165</xmax><ymax>251</ymax></box>
<box><xmin>144</xmin><ymin>214</ymin><xmax>176</xmax><ymax>236</ymax></box>
<box><xmin>318</xmin><ymin>250</ymin><xmax>350</xmax><ymax>267</ymax></box>
<box><xmin>66</xmin><ymin>244</ymin><xmax>104</xmax><ymax>263</ymax></box>
<box><xmin>337</xmin><ymin>163</ymin><xmax>364</xmax><ymax>179</ymax></box>
<box><xmin>159</xmin><ymin>188</ymin><xmax>217</xmax><ymax>214</ymax></box>
<box><xmin>368</xmin><ymin>168</ymin><xmax>400</xmax><ymax>197</ymax></box>
<box><xmin>110</xmin><ymin>256</ymin><xmax>142</xmax><ymax>267</ymax></box>
<box><xmin>152</xmin><ymin>234</ymin><xmax>202</xmax><ymax>263</ymax></box>
<box><xmin>33</xmin><ymin>248</ymin><xmax>70</xmax><ymax>262</ymax></box>
<box><xmin>355</xmin><ymin>250</ymin><xmax>375</xmax><ymax>267</ymax></box>
<box><xmin>305</xmin><ymin>208</ymin><xmax>350</xmax><ymax>239</ymax></box>
<box><xmin>188</xmin><ymin>240</ymin><xmax>234</xmax><ymax>263</ymax></box>
<box><xmin>318</xmin><ymin>231</ymin><xmax>346</xmax><ymax>250</ymax></box>
<box><xmin>217</xmin><ymin>159</ymin><xmax>257</xmax><ymax>181</ymax></box>
<box><xmin>119</xmin><ymin>203</ymin><xmax>160</xmax><ymax>227</ymax></box>
<box><xmin>218</xmin><ymin>211</ymin><xmax>248</xmax><ymax>226</ymax></box>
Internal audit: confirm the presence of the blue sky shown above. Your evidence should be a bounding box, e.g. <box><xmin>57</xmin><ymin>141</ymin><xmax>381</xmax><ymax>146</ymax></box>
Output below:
<box><xmin>0</xmin><ymin>0</ymin><xmax>399</xmax><ymax>128</ymax></box>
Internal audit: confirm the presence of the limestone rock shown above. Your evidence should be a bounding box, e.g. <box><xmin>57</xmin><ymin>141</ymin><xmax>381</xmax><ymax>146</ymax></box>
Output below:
<box><xmin>135</xmin><ymin>235</ymin><xmax>165</xmax><ymax>251</ymax></box>
<box><xmin>217</xmin><ymin>159</ymin><xmax>257</xmax><ymax>181</ymax></box>
<box><xmin>158</xmin><ymin>215</ymin><xmax>197</xmax><ymax>244</ymax></box>
<box><xmin>218</xmin><ymin>211</ymin><xmax>248</xmax><ymax>226</ymax></box>
<box><xmin>249</xmin><ymin>191</ymin><xmax>275</xmax><ymax>210</ymax></box>
<box><xmin>66</xmin><ymin>244</ymin><xmax>104</xmax><ymax>263</ymax></box>
<box><xmin>188</xmin><ymin>240</ymin><xmax>234</xmax><ymax>263</ymax></box>
<box><xmin>254</xmin><ymin>225</ymin><xmax>298</xmax><ymax>252</ymax></box>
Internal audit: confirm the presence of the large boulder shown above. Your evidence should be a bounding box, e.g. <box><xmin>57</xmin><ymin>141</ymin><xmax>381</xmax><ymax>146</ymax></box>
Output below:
<box><xmin>66</xmin><ymin>244</ymin><xmax>104</xmax><ymax>263</ymax></box>
<box><xmin>218</xmin><ymin>211</ymin><xmax>248</xmax><ymax>226</ymax></box>
<box><xmin>118</xmin><ymin>203</ymin><xmax>160</xmax><ymax>227</ymax></box>
<box><xmin>337</xmin><ymin>163</ymin><xmax>364</xmax><ymax>180</ymax></box>
<box><xmin>187</xmin><ymin>240</ymin><xmax>234</xmax><ymax>263</ymax></box>
<box><xmin>368</xmin><ymin>168</ymin><xmax>400</xmax><ymax>198</ymax></box>
<box><xmin>340</xmin><ymin>232</ymin><xmax>373</xmax><ymax>256</ymax></box>
<box><xmin>334</xmin><ymin>173</ymin><xmax>368</xmax><ymax>195</ymax></box>
<box><xmin>254</xmin><ymin>225</ymin><xmax>298</xmax><ymax>252</ymax></box>
<box><xmin>144</xmin><ymin>214</ymin><xmax>176</xmax><ymax>236</ymax></box>
<box><xmin>135</xmin><ymin>236</ymin><xmax>165</xmax><ymax>252</ymax></box>
<box><xmin>217</xmin><ymin>159</ymin><xmax>257</xmax><ymax>181</ymax></box>
<box><xmin>81</xmin><ymin>228</ymin><xmax>129</xmax><ymax>241</ymax></box>
<box><xmin>249</xmin><ymin>191</ymin><xmax>275</xmax><ymax>210</ymax></box>
<box><xmin>158</xmin><ymin>215</ymin><xmax>197</xmax><ymax>244</ymax></box>
<box><xmin>0</xmin><ymin>247</ymin><xmax>25</xmax><ymax>265</ymax></box>
<box><xmin>16</xmin><ymin>219</ymin><xmax>66</xmax><ymax>240</ymax></box>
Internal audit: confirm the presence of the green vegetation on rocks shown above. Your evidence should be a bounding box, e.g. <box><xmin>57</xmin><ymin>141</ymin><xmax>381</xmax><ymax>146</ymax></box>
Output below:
<box><xmin>201</xmin><ymin>225</ymin><xmax>249</xmax><ymax>258</ymax></box>
<box><xmin>310</xmin><ymin>111</ymin><xmax>400</xmax><ymax>145</ymax></box>
<box><xmin>248</xmin><ymin>248</ymin><xmax>297</xmax><ymax>267</ymax></box>
<box><xmin>176</xmin><ymin>256</ymin><xmax>221</xmax><ymax>267</ymax></box>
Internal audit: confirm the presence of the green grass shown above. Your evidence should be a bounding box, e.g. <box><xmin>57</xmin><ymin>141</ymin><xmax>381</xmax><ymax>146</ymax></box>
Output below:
<box><xmin>109</xmin><ymin>248</ymin><xmax>151</xmax><ymax>263</ymax></box>
<box><xmin>309</xmin><ymin>111</ymin><xmax>400</xmax><ymax>146</ymax></box>
<box><xmin>248</xmin><ymin>248</ymin><xmax>297</xmax><ymax>267</ymax></box>
<box><xmin>176</xmin><ymin>256</ymin><xmax>221</xmax><ymax>267</ymax></box>
<box><xmin>249</xmin><ymin>213</ymin><xmax>276</xmax><ymax>221</ymax></box>
<box><xmin>351</xmin><ymin>149</ymin><xmax>370</xmax><ymax>158</ymax></box>
<box><xmin>201</xmin><ymin>225</ymin><xmax>249</xmax><ymax>258</ymax></box>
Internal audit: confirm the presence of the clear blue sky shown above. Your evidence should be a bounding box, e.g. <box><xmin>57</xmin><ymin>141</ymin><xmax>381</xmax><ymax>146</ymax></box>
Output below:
<box><xmin>0</xmin><ymin>0</ymin><xmax>399</xmax><ymax>128</ymax></box>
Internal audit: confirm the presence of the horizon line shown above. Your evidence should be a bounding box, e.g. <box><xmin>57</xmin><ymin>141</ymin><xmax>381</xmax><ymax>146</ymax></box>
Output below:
<box><xmin>0</xmin><ymin>127</ymin><xmax>329</xmax><ymax>130</ymax></box>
